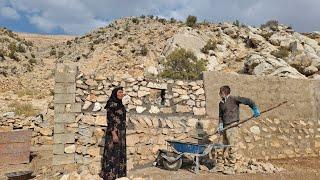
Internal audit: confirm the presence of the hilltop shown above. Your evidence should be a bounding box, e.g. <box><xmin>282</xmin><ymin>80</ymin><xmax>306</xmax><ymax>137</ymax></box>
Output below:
<box><xmin>0</xmin><ymin>16</ymin><xmax>320</xmax><ymax>115</ymax></box>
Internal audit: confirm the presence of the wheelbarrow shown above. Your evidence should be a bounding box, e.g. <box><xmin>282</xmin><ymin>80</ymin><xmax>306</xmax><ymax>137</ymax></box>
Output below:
<box><xmin>155</xmin><ymin>140</ymin><xmax>231</xmax><ymax>174</ymax></box>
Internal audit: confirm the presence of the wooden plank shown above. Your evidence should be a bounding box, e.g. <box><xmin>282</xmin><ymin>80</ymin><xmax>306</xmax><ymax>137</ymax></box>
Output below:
<box><xmin>0</xmin><ymin>152</ymin><xmax>29</xmax><ymax>165</ymax></box>
<box><xmin>0</xmin><ymin>142</ymin><xmax>30</xmax><ymax>154</ymax></box>
<box><xmin>0</xmin><ymin>130</ymin><xmax>31</xmax><ymax>165</ymax></box>
<box><xmin>0</xmin><ymin>130</ymin><xmax>32</xmax><ymax>144</ymax></box>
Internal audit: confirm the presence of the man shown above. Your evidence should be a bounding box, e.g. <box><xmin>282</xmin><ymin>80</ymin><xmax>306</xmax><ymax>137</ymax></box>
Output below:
<box><xmin>213</xmin><ymin>85</ymin><xmax>260</xmax><ymax>174</ymax></box>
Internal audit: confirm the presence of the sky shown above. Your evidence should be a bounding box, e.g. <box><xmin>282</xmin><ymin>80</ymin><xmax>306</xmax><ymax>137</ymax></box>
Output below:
<box><xmin>0</xmin><ymin>0</ymin><xmax>319</xmax><ymax>35</ymax></box>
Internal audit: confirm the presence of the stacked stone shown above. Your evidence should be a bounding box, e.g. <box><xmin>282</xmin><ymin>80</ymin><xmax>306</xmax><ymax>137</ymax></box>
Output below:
<box><xmin>53</xmin><ymin>64</ymin><xmax>81</xmax><ymax>165</ymax></box>
<box><xmin>75</xmin><ymin>74</ymin><xmax>206</xmax><ymax>116</ymax></box>
<box><xmin>126</xmin><ymin>115</ymin><xmax>204</xmax><ymax>169</ymax></box>
<box><xmin>235</xmin><ymin>117</ymin><xmax>320</xmax><ymax>160</ymax></box>
<box><xmin>0</xmin><ymin>115</ymin><xmax>53</xmax><ymax>146</ymax></box>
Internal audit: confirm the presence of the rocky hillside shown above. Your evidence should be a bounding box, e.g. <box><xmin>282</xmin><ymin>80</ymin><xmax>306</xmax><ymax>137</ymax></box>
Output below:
<box><xmin>1</xmin><ymin>16</ymin><xmax>320</xmax><ymax>116</ymax></box>
<box><xmin>52</xmin><ymin>17</ymin><xmax>320</xmax><ymax>80</ymax></box>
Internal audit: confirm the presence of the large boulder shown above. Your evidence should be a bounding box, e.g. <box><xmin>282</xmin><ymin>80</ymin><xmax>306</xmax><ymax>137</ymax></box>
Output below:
<box><xmin>162</xmin><ymin>27</ymin><xmax>218</xmax><ymax>70</ymax></box>
<box><xmin>288</xmin><ymin>53</ymin><xmax>320</xmax><ymax>76</ymax></box>
<box><xmin>244</xmin><ymin>54</ymin><xmax>306</xmax><ymax>79</ymax></box>
<box><xmin>269</xmin><ymin>32</ymin><xmax>294</xmax><ymax>48</ymax></box>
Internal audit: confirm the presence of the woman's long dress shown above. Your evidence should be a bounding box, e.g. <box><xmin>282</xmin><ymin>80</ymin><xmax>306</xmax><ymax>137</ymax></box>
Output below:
<box><xmin>101</xmin><ymin>100</ymin><xmax>126</xmax><ymax>180</ymax></box>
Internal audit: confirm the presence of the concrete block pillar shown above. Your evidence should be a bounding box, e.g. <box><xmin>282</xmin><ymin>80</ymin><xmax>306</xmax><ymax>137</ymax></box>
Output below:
<box><xmin>53</xmin><ymin>64</ymin><xmax>79</xmax><ymax>165</ymax></box>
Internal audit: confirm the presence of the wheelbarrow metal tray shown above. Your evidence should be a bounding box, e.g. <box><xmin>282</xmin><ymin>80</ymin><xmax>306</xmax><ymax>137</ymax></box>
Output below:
<box><xmin>166</xmin><ymin>140</ymin><xmax>208</xmax><ymax>154</ymax></box>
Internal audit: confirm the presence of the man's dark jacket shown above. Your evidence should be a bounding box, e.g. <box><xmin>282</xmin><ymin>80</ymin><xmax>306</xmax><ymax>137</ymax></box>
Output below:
<box><xmin>219</xmin><ymin>95</ymin><xmax>256</xmax><ymax>126</ymax></box>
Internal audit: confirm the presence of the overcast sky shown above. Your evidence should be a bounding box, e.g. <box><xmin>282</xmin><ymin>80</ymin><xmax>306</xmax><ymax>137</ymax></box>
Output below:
<box><xmin>0</xmin><ymin>0</ymin><xmax>319</xmax><ymax>35</ymax></box>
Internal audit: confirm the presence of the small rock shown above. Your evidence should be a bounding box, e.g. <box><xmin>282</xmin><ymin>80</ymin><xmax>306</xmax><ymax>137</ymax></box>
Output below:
<box><xmin>250</xmin><ymin>126</ymin><xmax>261</xmax><ymax>135</ymax></box>
<box><xmin>92</xmin><ymin>102</ymin><xmax>102</xmax><ymax>111</ymax></box>
<box><xmin>136</xmin><ymin>106</ymin><xmax>146</xmax><ymax>113</ymax></box>
<box><xmin>40</xmin><ymin>128</ymin><xmax>52</xmax><ymax>136</ymax></box>
<box><xmin>149</xmin><ymin>106</ymin><xmax>160</xmax><ymax>114</ymax></box>
<box><xmin>82</xmin><ymin>101</ymin><xmax>92</xmax><ymax>110</ymax></box>
<box><xmin>65</xmin><ymin>145</ymin><xmax>76</xmax><ymax>154</ymax></box>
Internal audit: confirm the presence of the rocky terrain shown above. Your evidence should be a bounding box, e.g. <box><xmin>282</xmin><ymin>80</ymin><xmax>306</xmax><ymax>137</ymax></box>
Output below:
<box><xmin>1</xmin><ymin>16</ymin><xmax>320</xmax><ymax>179</ymax></box>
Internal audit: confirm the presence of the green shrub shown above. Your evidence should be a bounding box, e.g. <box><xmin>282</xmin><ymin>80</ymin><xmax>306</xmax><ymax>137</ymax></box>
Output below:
<box><xmin>201</xmin><ymin>39</ymin><xmax>217</xmax><ymax>54</ymax></box>
<box><xmin>158</xmin><ymin>18</ymin><xmax>166</xmax><ymax>24</ymax></box>
<box><xmin>261</xmin><ymin>20</ymin><xmax>279</xmax><ymax>30</ymax></box>
<box><xmin>9</xmin><ymin>51</ymin><xmax>18</xmax><ymax>61</ymax></box>
<box><xmin>271</xmin><ymin>46</ymin><xmax>290</xmax><ymax>59</ymax></box>
<box><xmin>170</xmin><ymin>18</ymin><xmax>177</xmax><ymax>23</ymax></box>
<box><xmin>132</xmin><ymin>18</ymin><xmax>139</xmax><ymax>24</ymax></box>
<box><xmin>8</xmin><ymin>42</ymin><xmax>17</xmax><ymax>53</ymax></box>
<box><xmin>233</xmin><ymin>20</ymin><xmax>240</xmax><ymax>27</ymax></box>
<box><xmin>186</xmin><ymin>15</ymin><xmax>197</xmax><ymax>27</ymax></box>
<box><xmin>160</xmin><ymin>48</ymin><xmax>207</xmax><ymax>80</ymax></box>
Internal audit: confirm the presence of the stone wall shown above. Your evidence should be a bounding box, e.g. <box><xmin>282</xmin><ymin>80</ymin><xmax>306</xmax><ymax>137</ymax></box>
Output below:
<box><xmin>52</xmin><ymin>64</ymin><xmax>320</xmax><ymax>172</ymax></box>
<box><xmin>204</xmin><ymin>71</ymin><xmax>320</xmax><ymax>159</ymax></box>
<box><xmin>53</xmin><ymin>64</ymin><xmax>207</xmax><ymax>171</ymax></box>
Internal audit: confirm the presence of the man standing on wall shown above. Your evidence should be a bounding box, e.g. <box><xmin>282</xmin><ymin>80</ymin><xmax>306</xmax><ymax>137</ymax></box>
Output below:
<box><xmin>212</xmin><ymin>85</ymin><xmax>260</xmax><ymax>174</ymax></box>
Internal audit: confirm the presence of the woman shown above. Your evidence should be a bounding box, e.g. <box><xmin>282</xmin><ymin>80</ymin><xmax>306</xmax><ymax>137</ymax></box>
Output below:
<box><xmin>101</xmin><ymin>87</ymin><xmax>126</xmax><ymax>180</ymax></box>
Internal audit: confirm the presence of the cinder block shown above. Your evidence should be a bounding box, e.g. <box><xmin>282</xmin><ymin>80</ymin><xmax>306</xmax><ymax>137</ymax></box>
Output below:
<box><xmin>54</xmin><ymin>103</ymin><xmax>81</xmax><ymax>113</ymax></box>
<box><xmin>55</xmin><ymin>113</ymin><xmax>75</xmax><ymax>123</ymax></box>
<box><xmin>52</xmin><ymin>154</ymin><xmax>75</xmax><ymax>165</ymax></box>
<box><xmin>53</xmin><ymin>144</ymin><xmax>64</xmax><ymax>155</ymax></box>
<box><xmin>55</xmin><ymin>64</ymin><xmax>77</xmax><ymax>83</ymax></box>
<box><xmin>54</xmin><ymin>93</ymin><xmax>75</xmax><ymax>104</ymax></box>
<box><xmin>54</xmin><ymin>123</ymin><xmax>65</xmax><ymax>134</ymax></box>
<box><xmin>55</xmin><ymin>83</ymin><xmax>76</xmax><ymax>94</ymax></box>
<box><xmin>54</xmin><ymin>133</ymin><xmax>75</xmax><ymax>144</ymax></box>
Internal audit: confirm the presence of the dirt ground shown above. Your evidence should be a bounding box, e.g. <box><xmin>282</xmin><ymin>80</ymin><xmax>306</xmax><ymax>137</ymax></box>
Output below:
<box><xmin>128</xmin><ymin>157</ymin><xmax>320</xmax><ymax>180</ymax></box>
<box><xmin>0</xmin><ymin>154</ymin><xmax>319</xmax><ymax>180</ymax></box>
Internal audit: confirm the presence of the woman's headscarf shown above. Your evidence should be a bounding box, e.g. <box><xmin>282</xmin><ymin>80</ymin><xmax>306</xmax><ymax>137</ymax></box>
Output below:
<box><xmin>105</xmin><ymin>87</ymin><xmax>123</xmax><ymax>109</ymax></box>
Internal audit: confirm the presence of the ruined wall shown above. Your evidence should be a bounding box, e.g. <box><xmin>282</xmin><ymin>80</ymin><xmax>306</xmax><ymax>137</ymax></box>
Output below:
<box><xmin>204</xmin><ymin>71</ymin><xmax>320</xmax><ymax>159</ymax></box>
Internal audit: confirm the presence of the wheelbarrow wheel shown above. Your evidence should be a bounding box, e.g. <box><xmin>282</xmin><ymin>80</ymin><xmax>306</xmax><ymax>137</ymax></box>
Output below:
<box><xmin>162</xmin><ymin>158</ymin><xmax>182</xmax><ymax>171</ymax></box>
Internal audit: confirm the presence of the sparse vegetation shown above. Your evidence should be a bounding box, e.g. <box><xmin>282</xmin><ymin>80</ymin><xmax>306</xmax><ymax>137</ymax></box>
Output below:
<box><xmin>132</xmin><ymin>18</ymin><xmax>140</xmax><ymax>24</ymax></box>
<box><xmin>8</xmin><ymin>101</ymin><xmax>38</xmax><ymax>116</ymax></box>
<box><xmin>170</xmin><ymin>18</ymin><xmax>177</xmax><ymax>23</ymax></box>
<box><xmin>261</xmin><ymin>20</ymin><xmax>279</xmax><ymax>30</ymax></box>
<box><xmin>160</xmin><ymin>48</ymin><xmax>207</xmax><ymax>80</ymax></box>
<box><xmin>50</xmin><ymin>48</ymin><xmax>56</xmax><ymax>56</ymax></box>
<box><xmin>158</xmin><ymin>18</ymin><xmax>166</xmax><ymax>24</ymax></box>
<box><xmin>260</xmin><ymin>32</ymin><xmax>274</xmax><ymax>40</ymax></box>
<box><xmin>148</xmin><ymin>15</ymin><xmax>154</xmax><ymax>19</ymax></box>
<box><xmin>271</xmin><ymin>46</ymin><xmax>290</xmax><ymax>59</ymax></box>
<box><xmin>186</xmin><ymin>15</ymin><xmax>197</xmax><ymax>27</ymax></box>
<box><xmin>233</xmin><ymin>20</ymin><xmax>240</xmax><ymax>27</ymax></box>
<box><xmin>58</xmin><ymin>51</ymin><xmax>65</xmax><ymax>58</ymax></box>
<box><xmin>140</xmin><ymin>45</ymin><xmax>148</xmax><ymax>56</ymax></box>
<box><xmin>17</xmin><ymin>43</ymin><xmax>26</xmax><ymax>53</ymax></box>
<box><xmin>29</xmin><ymin>58</ymin><xmax>37</xmax><ymax>65</ymax></box>
<box><xmin>201</xmin><ymin>39</ymin><xmax>217</xmax><ymax>54</ymax></box>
